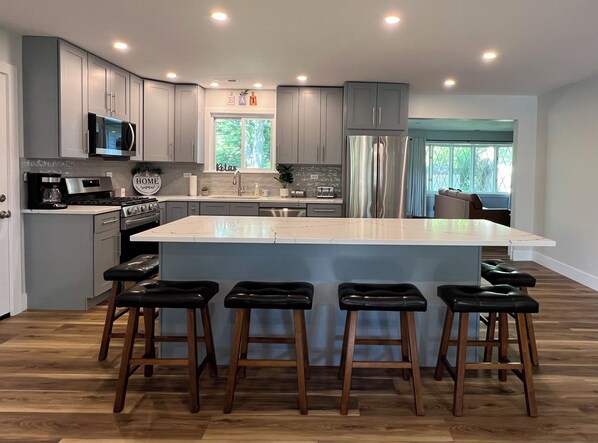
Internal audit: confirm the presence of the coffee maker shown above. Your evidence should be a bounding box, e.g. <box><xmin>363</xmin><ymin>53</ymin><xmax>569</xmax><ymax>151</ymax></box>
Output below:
<box><xmin>27</xmin><ymin>172</ymin><xmax>67</xmax><ymax>209</ymax></box>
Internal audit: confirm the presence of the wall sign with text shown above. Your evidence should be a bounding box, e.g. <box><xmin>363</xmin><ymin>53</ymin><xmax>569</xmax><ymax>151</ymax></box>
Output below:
<box><xmin>133</xmin><ymin>172</ymin><xmax>162</xmax><ymax>195</ymax></box>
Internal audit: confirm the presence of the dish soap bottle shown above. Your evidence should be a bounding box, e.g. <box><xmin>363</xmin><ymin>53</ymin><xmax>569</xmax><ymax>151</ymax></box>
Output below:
<box><xmin>254</xmin><ymin>183</ymin><xmax>260</xmax><ymax>197</ymax></box>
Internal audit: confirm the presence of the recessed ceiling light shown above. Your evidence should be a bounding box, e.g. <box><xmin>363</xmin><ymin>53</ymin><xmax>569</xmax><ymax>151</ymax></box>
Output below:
<box><xmin>297</xmin><ymin>75</ymin><xmax>307</xmax><ymax>82</ymax></box>
<box><xmin>253</xmin><ymin>83</ymin><xmax>263</xmax><ymax>88</ymax></box>
<box><xmin>444</xmin><ymin>79</ymin><xmax>456</xmax><ymax>87</ymax></box>
<box><xmin>210</xmin><ymin>81</ymin><xmax>219</xmax><ymax>87</ymax></box>
<box><xmin>166</xmin><ymin>72</ymin><xmax>177</xmax><ymax>79</ymax></box>
<box><xmin>113</xmin><ymin>42</ymin><xmax>128</xmax><ymax>50</ymax></box>
<box><xmin>482</xmin><ymin>51</ymin><xmax>498</xmax><ymax>61</ymax></box>
<box><xmin>385</xmin><ymin>15</ymin><xmax>400</xmax><ymax>24</ymax></box>
<box><xmin>212</xmin><ymin>11</ymin><xmax>228</xmax><ymax>21</ymax></box>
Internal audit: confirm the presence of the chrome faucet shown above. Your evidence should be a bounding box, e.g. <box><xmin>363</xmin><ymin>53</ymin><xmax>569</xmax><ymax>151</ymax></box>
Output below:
<box><xmin>232</xmin><ymin>170</ymin><xmax>243</xmax><ymax>196</ymax></box>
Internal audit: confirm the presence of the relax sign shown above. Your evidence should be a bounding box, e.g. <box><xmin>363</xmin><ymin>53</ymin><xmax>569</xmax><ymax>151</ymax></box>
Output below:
<box><xmin>133</xmin><ymin>173</ymin><xmax>161</xmax><ymax>195</ymax></box>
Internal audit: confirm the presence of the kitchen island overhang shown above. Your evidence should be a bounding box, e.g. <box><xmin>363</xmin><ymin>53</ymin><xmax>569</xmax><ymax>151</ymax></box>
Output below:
<box><xmin>132</xmin><ymin>217</ymin><xmax>554</xmax><ymax>367</ymax></box>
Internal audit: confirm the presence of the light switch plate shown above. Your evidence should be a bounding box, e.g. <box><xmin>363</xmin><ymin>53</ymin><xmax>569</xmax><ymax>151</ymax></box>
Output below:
<box><xmin>105</xmin><ymin>171</ymin><xmax>112</xmax><ymax>177</ymax></box>
<box><xmin>183</xmin><ymin>173</ymin><xmax>192</xmax><ymax>178</ymax></box>
<box><xmin>310</xmin><ymin>174</ymin><xmax>318</xmax><ymax>180</ymax></box>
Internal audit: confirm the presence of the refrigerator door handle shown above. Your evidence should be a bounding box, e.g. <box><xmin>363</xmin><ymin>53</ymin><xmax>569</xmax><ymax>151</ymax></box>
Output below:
<box><xmin>372</xmin><ymin>139</ymin><xmax>378</xmax><ymax>217</ymax></box>
<box><xmin>376</xmin><ymin>137</ymin><xmax>386</xmax><ymax>217</ymax></box>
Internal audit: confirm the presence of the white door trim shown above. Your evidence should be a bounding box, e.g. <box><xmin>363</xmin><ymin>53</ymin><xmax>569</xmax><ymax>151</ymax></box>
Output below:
<box><xmin>0</xmin><ymin>61</ymin><xmax>25</xmax><ymax>315</ymax></box>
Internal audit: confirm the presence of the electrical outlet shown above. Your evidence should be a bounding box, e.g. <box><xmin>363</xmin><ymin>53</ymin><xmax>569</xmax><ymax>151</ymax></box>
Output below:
<box><xmin>310</xmin><ymin>174</ymin><xmax>318</xmax><ymax>180</ymax></box>
<box><xmin>105</xmin><ymin>171</ymin><xmax>112</xmax><ymax>177</ymax></box>
<box><xmin>183</xmin><ymin>173</ymin><xmax>192</xmax><ymax>178</ymax></box>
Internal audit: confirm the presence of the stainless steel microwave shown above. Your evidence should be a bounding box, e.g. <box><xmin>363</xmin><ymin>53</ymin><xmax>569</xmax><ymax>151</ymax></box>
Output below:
<box><xmin>88</xmin><ymin>113</ymin><xmax>136</xmax><ymax>158</ymax></box>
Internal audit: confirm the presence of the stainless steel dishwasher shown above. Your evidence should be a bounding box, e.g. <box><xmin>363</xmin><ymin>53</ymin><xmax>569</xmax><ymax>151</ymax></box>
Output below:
<box><xmin>259</xmin><ymin>202</ymin><xmax>306</xmax><ymax>217</ymax></box>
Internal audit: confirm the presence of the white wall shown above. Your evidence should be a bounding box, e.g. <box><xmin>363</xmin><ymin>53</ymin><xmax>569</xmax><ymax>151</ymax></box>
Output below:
<box><xmin>0</xmin><ymin>26</ymin><xmax>21</xmax><ymax>67</ymax></box>
<box><xmin>534</xmin><ymin>75</ymin><xmax>598</xmax><ymax>290</ymax></box>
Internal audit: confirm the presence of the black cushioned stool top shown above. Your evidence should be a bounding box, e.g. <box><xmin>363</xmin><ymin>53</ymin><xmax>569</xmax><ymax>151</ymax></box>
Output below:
<box><xmin>338</xmin><ymin>283</ymin><xmax>427</xmax><ymax>312</ymax></box>
<box><xmin>116</xmin><ymin>280</ymin><xmax>219</xmax><ymax>309</ymax></box>
<box><xmin>481</xmin><ymin>259</ymin><xmax>536</xmax><ymax>288</ymax></box>
<box><xmin>104</xmin><ymin>254</ymin><xmax>159</xmax><ymax>282</ymax></box>
<box><xmin>437</xmin><ymin>285</ymin><xmax>539</xmax><ymax>313</ymax></box>
<box><xmin>224</xmin><ymin>281</ymin><xmax>314</xmax><ymax>310</ymax></box>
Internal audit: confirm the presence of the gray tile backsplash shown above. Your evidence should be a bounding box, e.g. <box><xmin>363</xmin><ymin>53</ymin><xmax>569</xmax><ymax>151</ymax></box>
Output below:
<box><xmin>21</xmin><ymin>159</ymin><xmax>342</xmax><ymax>198</ymax></box>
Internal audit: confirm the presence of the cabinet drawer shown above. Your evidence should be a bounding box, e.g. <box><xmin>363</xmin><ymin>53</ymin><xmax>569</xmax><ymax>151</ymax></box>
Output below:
<box><xmin>307</xmin><ymin>204</ymin><xmax>342</xmax><ymax>217</ymax></box>
<box><xmin>94</xmin><ymin>211</ymin><xmax>120</xmax><ymax>234</ymax></box>
<box><xmin>200</xmin><ymin>202</ymin><xmax>230</xmax><ymax>216</ymax></box>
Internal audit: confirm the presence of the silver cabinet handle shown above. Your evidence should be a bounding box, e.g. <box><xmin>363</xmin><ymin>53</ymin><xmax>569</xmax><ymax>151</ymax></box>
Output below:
<box><xmin>102</xmin><ymin>218</ymin><xmax>118</xmax><ymax>225</ymax></box>
<box><xmin>106</xmin><ymin>93</ymin><xmax>111</xmax><ymax>112</ymax></box>
<box><xmin>116</xmin><ymin>233</ymin><xmax>121</xmax><ymax>256</ymax></box>
<box><xmin>322</xmin><ymin>145</ymin><xmax>326</xmax><ymax>163</ymax></box>
<box><xmin>372</xmin><ymin>107</ymin><xmax>376</xmax><ymax>126</ymax></box>
<box><xmin>112</xmin><ymin>94</ymin><xmax>116</xmax><ymax>113</ymax></box>
<box><xmin>313</xmin><ymin>208</ymin><xmax>335</xmax><ymax>213</ymax></box>
<box><xmin>378</xmin><ymin>107</ymin><xmax>382</xmax><ymax>126</ymax></box>
<box><xmin>169</xmin><ymin>142</ymin><xmax>173</xmax><ymax>160</ymax></box>
<box><xmin>316</xmin><ymin>145</ymin><xmax>320</xmax><ymax>163</ymax></box>
<box><xmin>83</xmin><ymin>131</ymin><xmax>89</xmax><ymax>153</ymax></box>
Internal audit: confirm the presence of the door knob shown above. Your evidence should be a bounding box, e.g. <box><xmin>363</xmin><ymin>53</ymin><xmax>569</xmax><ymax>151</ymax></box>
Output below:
<box><xmin>0</xmin><ymin>194</ymin><xmax>6</xmax><ymax>202</ymax></box>
<box><xmin>0</xmin><ymin>210</ymin><xmax>11</xmax><ymax>219</ymax></box>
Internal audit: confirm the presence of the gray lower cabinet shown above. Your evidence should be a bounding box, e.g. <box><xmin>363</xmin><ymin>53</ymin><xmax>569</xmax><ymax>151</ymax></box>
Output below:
<box><xmin>230</xmin><ymin>203</ymin><xmax>260</xmax><ymax>216</ymax></box>
<box><xmin>199</xmin><ymin>202</ymin><xmax>259</xmax><ymax>216</ymax></box>
<box><xmin>165</xmin><ymin>201</ymin><xmax>188</xmax><ymax>222</ymax></box>
<box><xmin>159</xmin><ymin>202</ymin><xmax>166</xmax><ymax>224</ymax></box>
<box><xmin>307</xmin><ymin>203</ymin><xmax>343</xmax><ymax>217</ymax></box>
<box><xmin>24</xmin><ymin>211</ymin><xmax>120</xmax><ymax>310</ymax></box>
<box><xmin>345</xmin><ymin>82</ymin><xmax>408</xmax><ymax>131</ymax></box>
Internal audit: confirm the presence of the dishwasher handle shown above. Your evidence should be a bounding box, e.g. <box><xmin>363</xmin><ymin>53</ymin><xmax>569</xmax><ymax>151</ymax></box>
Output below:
<box><xmin>259</xmin><ymin>207</ymin><xmax>307</xmax><ymax>217</ymax></box>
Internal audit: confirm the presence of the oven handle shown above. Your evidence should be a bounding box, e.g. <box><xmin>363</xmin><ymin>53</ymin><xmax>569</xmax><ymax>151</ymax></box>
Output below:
<box><xmin>122</xmin><ymin>212</ymin><xmax>160</xmax><ymax>231</ymax></box>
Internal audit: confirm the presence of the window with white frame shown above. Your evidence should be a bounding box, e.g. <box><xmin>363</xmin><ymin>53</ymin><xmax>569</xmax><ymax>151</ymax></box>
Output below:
<box><xmin>212</xmin><ymin>116</ymin><xmax>273</xmax><ymax>172</ymax></box>
<box><xmin>426</xmin><ymin>142</ymin><xmax>513</xmax><ymax>193</ymax></box>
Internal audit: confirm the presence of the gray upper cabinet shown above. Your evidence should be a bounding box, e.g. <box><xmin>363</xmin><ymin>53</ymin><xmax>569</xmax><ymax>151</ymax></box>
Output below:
<box><xmin>175</xmin><ymin>85</ymin><xmax>199</xmax><ymax>163</ymax></box>
<box><xmin>129</xmin><ymin>74</ymin><xmax>144</xmax><ymax>161</ymax></box>
<box><xmin>23</xmin><ymin>37</ymin><xmax>89</xmax><ymax>159</ymax></box>
<box><xmin>319</xmin><ymin>88</ymin><xmax>343</xmax><ymax>164</ymax></box>
<box><xmin>345</xmin><ymin>82</ymin><xmax>408</xmax><ymax>131</ymax></box>
<box><xmin>87</xmin><ymin>54</ymin><xmax>130</xmax><ymax>121</ymax></box>
<box><xmin>298</xmin><ymin>88</ymin><xmax>321</xmax><ymax>164</ymax></box>
<box><xmin>144</xmin><ymin>80</ymin><xmax>175</xmax><ymax>162</ymax></box>
<box><xmin>276</xmin><ymin>87</ymin><xmax>299</xmax><ymax>164</ymax></box>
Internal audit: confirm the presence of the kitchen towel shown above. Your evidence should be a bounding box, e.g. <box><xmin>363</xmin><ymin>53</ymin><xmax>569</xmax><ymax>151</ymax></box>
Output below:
<box><xmin>189</xmin><ymin>175</ymin><xmax>197</xmax><ymax>196</ymax></box>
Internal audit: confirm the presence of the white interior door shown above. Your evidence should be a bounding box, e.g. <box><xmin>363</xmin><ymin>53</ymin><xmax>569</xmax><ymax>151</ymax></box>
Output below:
<box><xmin>0</xmin><ymin>66</ymin><xmax>11</xmax><ymax>316</ymax></box>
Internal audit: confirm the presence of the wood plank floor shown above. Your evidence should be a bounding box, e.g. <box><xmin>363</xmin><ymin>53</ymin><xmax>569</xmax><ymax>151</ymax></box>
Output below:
<box><xmin>2</xmin><ymin>248</ymin><xmax>598</xmax><ymax>442</ymax></box>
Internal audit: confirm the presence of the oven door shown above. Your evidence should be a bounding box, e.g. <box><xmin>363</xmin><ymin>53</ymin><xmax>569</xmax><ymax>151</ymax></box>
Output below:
<box><xmin>119</xmin><ymin>212</ymin><xmax>159</xmax><ymax>263</ymax></box>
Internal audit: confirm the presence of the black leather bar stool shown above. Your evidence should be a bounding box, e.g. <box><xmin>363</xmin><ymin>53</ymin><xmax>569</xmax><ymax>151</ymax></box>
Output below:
<box><xmin>338</xmin><ymin>283</ymin><xmax>427</xmax><ymax>416</ymax></box>
<box><xmin>481</xmin><ymin>259</ymin><xmax>539</xmax><ymax>366</ymax></box>
<box><xmin>223</xmin><ymin>281</ymin><xmax>314</xmax><ymax>415</ymax></box>
<box><xmin>113</xmin><ymin>280</ymin><xmax>219</xmax><ymax>413</ymax></box>
<box><xmin>434</xmin><ymin>284</ymin><xmax>539</xmax><ymax>417</ymax></box>
<box><xmin>99</xmin><ymin>254</ymin><xmax>159</xmax><ymax>361</ymax></box>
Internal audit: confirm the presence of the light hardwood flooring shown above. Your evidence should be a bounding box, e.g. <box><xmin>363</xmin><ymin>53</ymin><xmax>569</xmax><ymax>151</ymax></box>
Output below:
<box><xmin>1</xmin><ymin>248</ymin><xmax>598</xmax><ymax>442</ymax></box>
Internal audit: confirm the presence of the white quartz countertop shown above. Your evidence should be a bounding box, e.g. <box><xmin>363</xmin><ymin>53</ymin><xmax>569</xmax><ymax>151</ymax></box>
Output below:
<box><xmin>132</xmin><ymin>216</ymin><xmax>555</xmax><ymax>247</ymax></box>
<box><xmin>22</xmin><ymin>206</ymin><xmax>120</xmax><ymax>215</ymax></box>
<box><xmin>155</xmin><ymin>195</ymin><xmax>343</xmax><ymax>204</ymax></box>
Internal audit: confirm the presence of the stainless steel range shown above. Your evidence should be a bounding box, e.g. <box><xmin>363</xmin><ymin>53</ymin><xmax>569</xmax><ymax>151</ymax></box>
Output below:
<box><xmin>63</xmin><ymin>177</ymin><xmax>160</xmax><ymax>262</ymax></box>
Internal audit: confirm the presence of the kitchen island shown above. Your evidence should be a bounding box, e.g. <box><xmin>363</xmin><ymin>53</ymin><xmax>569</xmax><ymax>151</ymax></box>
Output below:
<box><xmin>132</xmin><ymin>216</ymin><xmax>554</xmax><ymax>366</ymax></box>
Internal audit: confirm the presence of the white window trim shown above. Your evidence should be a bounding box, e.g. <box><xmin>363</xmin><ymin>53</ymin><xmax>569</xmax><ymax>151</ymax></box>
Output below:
<box><xmin>204</xmin><ymin>107</ymin><xmax>276</xmax><ymax>173</ymax></box>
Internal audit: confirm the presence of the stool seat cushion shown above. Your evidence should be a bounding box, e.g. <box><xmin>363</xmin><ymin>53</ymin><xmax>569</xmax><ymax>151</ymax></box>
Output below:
<box><xmin>338</xmin><ymin>283</ymin><xmax>427</xmax><ymax>312</ymax></box>
<box><xmin>481</xmin><ymin>260</ymin><xmax>536</xmax><ymax>288</ymax></box>
<box><xmin>116</xmin><ymin>280</ymin><xmax>219</xmax><ymax>309</ymax></box>
<box><xmin>224</xmin><ymin>281</ymin><xmax>314</xmax><ymax>310</ymax></box>
<box><xmin>437</xmin><ymin>285</ymin><xmax>539</xmax><ymax>313</ymax></box>
<box><xmin>104</xmin><ymin>254</ymin><xmax>159</xmax><ymax>282</ymax></box>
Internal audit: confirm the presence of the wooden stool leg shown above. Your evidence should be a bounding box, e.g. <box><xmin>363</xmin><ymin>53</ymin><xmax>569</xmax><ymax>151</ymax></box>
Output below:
<box><xmin>99</xmin><ymin>281</ymin><xmax>122</xmax><ymax>361</ymax></box>
<box><xmin>498</xmin><ymin>312</ymin><xmax>509</xmax><ymax>382</ymax></box>
<box><xmin>143</xmin><ymin>307</ymin><xmax>155</xmax><ymax>377</ymax></box>
<box><xmin>515</xmin><ymin>313</ymin><xmax>538</xmax><ymax>416</ymax></box>
<box><xmin>223</xmin><ymin>309</ymin><xmax>246</xmax><ymax>414</ymax></box>
<box><xmin>483</xmin><ymin>312</ymin><xmax>497</xmax><ymax>362</ymax></box>
<box><xmin>187</xmin><ymin>308</ymin><xmax>200</xmax><ymax>413</ymax></box>
<box><xmin>400</xmin><ymin>312</ymin><xmax>410</xmax><ymax>381</ymax></box>
<box><xmin>525</xmin><ymin>313</ymin><xmax>539</xmax><ymax>367</ymax></box>
<box><xmin>200</xmin><ymin>305</ymin><xmax>218</xmax><ymax>378</ymax></box>
<box><xmin>406</xmin><ymin>311</ymin><xmax>424</xmax><ymax>416</ymax></box>
<box><xmin>301</xmin><ymin>309</ymin><xmax>310</xmax><ymax>380</ymax></box>
<box><xmin>338</xmin><ymin>311</ymin><xmax>351</xmax><ymax>380</ymax></box>
<box><xmin>113</xmin><ymin>307</ymin><xmax>140</xmax><ymax>413</ymax></box>
<box><xmin>340</xmin><ymin>310</ymin><xmax>358</xmax><ymax>415</ymax></box>
<box><xmin>239</xmin><ymin>309</ymin><xmax>251</xmax><ymax>378</ymax></box>
<box><xmin>293</xmin><ymin>310</ymin><xmax>308</xmax><ymax>415</ymax></box>
<box><xmin>434</xmin><ymin>308</ymin><xmax>454</xmax><ymax>380</ymax></box>
<box><xmin>453</xmin><ymin>312</ymin><xmax>469</xmax><ymax>417</ymax></box>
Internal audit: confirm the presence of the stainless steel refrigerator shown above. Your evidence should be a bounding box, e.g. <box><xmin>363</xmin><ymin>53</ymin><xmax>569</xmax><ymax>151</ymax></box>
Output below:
<box><xmin>345</xmin><ymin>135</ymin><xmax>408</xmax><ymax>218</ymax></box>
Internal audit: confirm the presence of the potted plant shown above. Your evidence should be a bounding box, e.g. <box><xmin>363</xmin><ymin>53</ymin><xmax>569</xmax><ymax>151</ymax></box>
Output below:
<box><xmin>274</xmin><ymin>163</ymin><xmax>293</xmax><ymax>197</ymax></box>
<box><xmin>201</xmin><ymin>186</ymin><xmax>209</xmax><ymax>196</ymax></box>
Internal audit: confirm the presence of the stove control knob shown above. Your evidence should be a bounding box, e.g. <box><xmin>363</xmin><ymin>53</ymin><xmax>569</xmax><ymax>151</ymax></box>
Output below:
<box><xmin>141</xmin><ymin>204</ymin><xmax>148</xmax><ymax>212</ymax></box>
<box><xmin>153</xmin><ymin>203</ymin><xmax>160</xmax><ymax>210</ymax></box>
<box><xmin>131</xmin><ymin>206</ymin><xmax>139</xmax><ymax>215</ymax></box>
<box><xmin>125</xmin><ymin>208</ymin><xmax>133</xmax><ymax>216</ymax></box>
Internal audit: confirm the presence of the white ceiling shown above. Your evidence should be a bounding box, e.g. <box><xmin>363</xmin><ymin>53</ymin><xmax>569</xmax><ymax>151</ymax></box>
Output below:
<box><xmin>1</xmin><ymin>0</ymin><xmax>598</xmax><ymax>95</ymax></box>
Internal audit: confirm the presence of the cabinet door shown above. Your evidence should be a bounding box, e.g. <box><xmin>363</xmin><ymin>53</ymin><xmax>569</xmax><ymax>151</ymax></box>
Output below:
<box><xmin>345</xmin><ymin>82</ymin><xmax>377</xmax><ymax>130</ymax></box>
<box><xmin>166</xmin><ymin>201</ymin><xmax>188</xmax><ymax>222</ymax></box>
<box><xmin>87</xmin><ymin>54</ymin><xmax>110</xmax><ymax>117</ymax></box>
<box><xmin>230</xmin><ymin>203</ymin><xmax>259</xmax><ymax>216</ymax></box>
<box><xmin>297</xmin><ymin>88</ymin><xmax>321</xmax><ymax>164</ymax></box>
<box><xmin>93</xmin><ymin>229</ymin><xmax>120</xmax><ymax>296</ymax></box>
<box><xmin>275</xmin><ymin>87</ymin><xmax>299</xmax><ymax>164</ymax></box>
<box><xmin>159</xmin><ymin>202</ymin><xmax>166</xmax><ymax>224</ymax></box>
<box><xmin>307</xmin><ymin>204</ymin><xmax>343</xmax><ymax>217</ymax></box>
<box><xmin>111</xmin><ymin>65</ymin><xmax>130</xmax><ymax>121</ymax></box>
<box><xmin>200</xmin><ymin>202</ymin><xmax>230</xmax><ymax>215</ymax></box>
<box><xmin>144</xmin><ymin>80</ymin><xmax>175</xmax><ymax>161</ymax></box>
<box><xmin>130</xmin><ymin>75</ymin><xmax>144</xmax><ymax>161</ymax></box>
<box><xmin>59</xmin><ymin>40</ymin><xmax>88</xmax><ymax>158</ymax></box>
<box><xmin>377</xmin><ymin>83</ymin><xmax>408</xmax><ymax>131</ymax></box>
<box><xmin>175</xmin><ymin>85</ymin><xmax>198</xmax><ymax>162</ymax></box>
<box><xmin>188</xmin><ymin>202</ymin><xmax>200</xmax><ymax>215</ymax></box>
<box><xmin>320</xmin><ymin>88</ymin><xmax>343</xmax><ymax>165</ymax></box>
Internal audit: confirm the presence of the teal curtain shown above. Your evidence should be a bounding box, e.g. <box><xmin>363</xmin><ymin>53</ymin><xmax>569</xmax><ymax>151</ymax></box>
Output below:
<box><xmin>406</xmin><ymin>137</ymin><xmax>427</xmax><ymax>217</ymax></box>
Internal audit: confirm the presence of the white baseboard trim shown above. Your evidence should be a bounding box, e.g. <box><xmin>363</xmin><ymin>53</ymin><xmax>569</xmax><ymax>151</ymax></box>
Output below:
<box><xmin>533</xmin><ymin>251</ymin><xmax>598</xmax><ymax>291</ymax></box>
